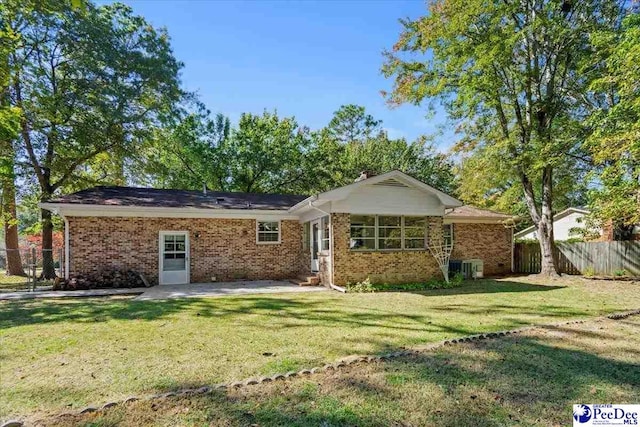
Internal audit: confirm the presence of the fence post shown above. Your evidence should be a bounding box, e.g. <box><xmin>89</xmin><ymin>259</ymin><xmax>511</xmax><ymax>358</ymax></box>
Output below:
<box><xmin>31</xmin><ymin>246</ymin><xmax>37</xmax><ymax>291</ymax></box>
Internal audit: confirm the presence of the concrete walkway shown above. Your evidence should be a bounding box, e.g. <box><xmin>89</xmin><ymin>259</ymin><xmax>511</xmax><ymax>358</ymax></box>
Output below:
<box><xmin>0</xmin><ymin>287</ymin><xmax>146</xmax><ymax>301</ymax></box>
<box><xmin>135</xmin><ymin>280</ymin><xmax>327</xmax><ymax>301</ymax></box>
<box><xmin>0</xmin><ymin>281</ymin><xmax>326</xmax><ymax>301</ymax></box>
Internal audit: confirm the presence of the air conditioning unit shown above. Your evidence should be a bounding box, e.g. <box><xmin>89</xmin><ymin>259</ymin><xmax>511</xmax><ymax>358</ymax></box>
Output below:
<box><xmin>461</xmin><ymin>259</ymin><xmax>484</xmax><ymax>279</ymax></box>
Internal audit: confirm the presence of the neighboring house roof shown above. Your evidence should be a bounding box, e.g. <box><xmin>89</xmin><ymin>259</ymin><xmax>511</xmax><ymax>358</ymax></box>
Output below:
<box><xmin>443</xmin><ymin>205</ymin><xmax>516</xmax><ymax>225</ymax></box>
<box><xmin>46</xmin><ymin>186</ymin><xmax>308</xmax><ymax>211</ymax></box>
<box><xmin>514</xmin><ymin>207</ymin><xmax>590</xmax><ymax>239</ymax></box>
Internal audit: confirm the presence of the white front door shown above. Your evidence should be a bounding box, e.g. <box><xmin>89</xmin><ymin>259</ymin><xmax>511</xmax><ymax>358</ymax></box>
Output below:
<box><xmin>159</xmin><ymin>231</ymin><xmax>189</xmax><ymax>285</ymax></box>
<box><xmin>310</xmin><ymin>220</ymin><xmax>320</xmax><ymax>272</ymax></box>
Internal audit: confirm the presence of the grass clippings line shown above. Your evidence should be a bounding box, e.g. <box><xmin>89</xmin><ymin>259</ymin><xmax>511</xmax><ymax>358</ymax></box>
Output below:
<box><xmin>9</xmin><ymin>308</ymin><xmax>638</xmax><ymax>427</ymax></box>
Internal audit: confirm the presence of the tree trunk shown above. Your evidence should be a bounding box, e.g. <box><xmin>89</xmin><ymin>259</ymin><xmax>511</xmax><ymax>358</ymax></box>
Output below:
<box><xmin>520</xmin><ymin>167</ymin><xmax>560</xmax><ymax>277</ymax></box>
<box><xmin>538</xmin><ymin>167</ymin><xmax>559</xmax><ymax>276</ymax></box>
<box><xmin>2</xmin><ymin>177</ymin><xmax>26</xmax><ymax>276</ymax></box>
<box><xmin>39</xmin><ymin>205</ymin><xmax>57</xmax><ymax>279</ymax></box>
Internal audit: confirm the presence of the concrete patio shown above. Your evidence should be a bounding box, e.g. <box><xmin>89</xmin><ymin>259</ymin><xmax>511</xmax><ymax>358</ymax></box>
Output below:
<box><xmin>135</xmin><ymin>280</ymin><xmax>327</xmax><ymax>300</ymax></box>
<box><xmin>0</xmin><ymin>280</ymin><xmax>326</xmax><ymax>301</ymax></box>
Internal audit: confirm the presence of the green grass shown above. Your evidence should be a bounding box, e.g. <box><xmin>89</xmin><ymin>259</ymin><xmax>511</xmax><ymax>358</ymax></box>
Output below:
<box><xmin>1</xmin><ymin>276</ymin><xmax>639</xmax><ymax>421</ymax></box>
<box><xmin>0</xmin><ymin>269</ymin><xmax>50</xmax><ymax>292</ymax></box>
<box><xmin>41</xmin><ymin>316</ymin><xmax>640</xmax><ymax>427</ymax></box>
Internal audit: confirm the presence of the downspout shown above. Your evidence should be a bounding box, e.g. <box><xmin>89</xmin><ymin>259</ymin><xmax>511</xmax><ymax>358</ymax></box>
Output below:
<box><xmin>308</xmin><ymin>200</ymin><xmax>337</xmax><ymax>289</ymax></box>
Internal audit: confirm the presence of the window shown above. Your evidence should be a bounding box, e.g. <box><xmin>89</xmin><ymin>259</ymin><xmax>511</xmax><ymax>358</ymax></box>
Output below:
<box><xmin>404</xmin><ymin>217</ymin><xmax>427</xmax><ymax>249</ymax></box>
<box><xmin>350</xmin><ymin>215</ymin><xmax>376</xmax><ymax>250</ymax></box>
<box><xmin>443</xmin><ymin>224</ymin><xmax>453</xmax><ymax>248</ymax></box>
<box><xmin>257</xmin><ymin>220</ymin><xmax>280</xmax><ymax>243</ymax></box>
<box><xmin>302</xmin><ymin>222</ymin><xmax>310</xmax><ymax>250</ymax></box>
<box><xmin>349</xmin><ymin>215</ymin><xmax>429</xmax><ymax>251</ymax></box>
<box><xmin>378</xmin><ymin>216</ymin><xmax>402</xmax><ymax>249</ymax></box>
<box><xmin>321</xmin><ymin>216</ymin><xmax>330</xmax><ymax>251</ymax></box>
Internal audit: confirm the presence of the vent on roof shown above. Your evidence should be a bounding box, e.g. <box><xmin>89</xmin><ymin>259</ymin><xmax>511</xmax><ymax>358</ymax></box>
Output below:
<box><xmin>373</xmin><ymin>178</ymin><xmax>409</xmax><ymax>188</ymax></box>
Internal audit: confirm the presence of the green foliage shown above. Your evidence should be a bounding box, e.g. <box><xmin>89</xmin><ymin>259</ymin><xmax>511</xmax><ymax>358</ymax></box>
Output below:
<box><xmin>382</xmin><ymin>0</ymin><xmax>624</xmax><ymax>274</ymax></box>
<box><xmin>585</xmin><ymin>13</ymin><xmax>640</xmax><ymax>235</ymax></box>
<box><xmin>583</xmin><ymin>266</ymin><xmax>596</xmax><ymax>277</ymax></box>
<box><xmin>346</xmin><ymin>273</ymin><xmax>464</xmax><ymax>293</ymax></box>
<box><xmin>613</xmin><ymin>269</ymin><xmax>627</xmax><ymax>277</ymax></box>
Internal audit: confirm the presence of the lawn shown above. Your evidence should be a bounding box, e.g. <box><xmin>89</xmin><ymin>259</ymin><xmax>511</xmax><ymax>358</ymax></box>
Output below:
<box><xmin>1</xmin><ymin>276</ymin><xmax>638</xmax><ymax>422</ymax></box>
<box><xmin>43</xmin><ymin>315</ymin><xmax>640</xmax><ymax>427</ymax></box>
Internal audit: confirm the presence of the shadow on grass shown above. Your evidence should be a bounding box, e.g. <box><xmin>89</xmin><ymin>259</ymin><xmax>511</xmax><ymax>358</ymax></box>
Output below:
<box><xmin>0</xmin><ymin>280</ymin><xmax>574</xmax><ymax>333</ymax></box>
<box><xmin>46</xmin><ymin>322</ymin><xmax>640</xmax><ymax>427</ymax></box>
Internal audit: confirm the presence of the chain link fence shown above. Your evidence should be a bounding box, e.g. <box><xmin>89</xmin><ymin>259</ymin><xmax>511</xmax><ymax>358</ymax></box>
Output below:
<box><xmin>0</xmin><ymin>248</ymin><xmax>64</xmax><ymax>293</ymax></box>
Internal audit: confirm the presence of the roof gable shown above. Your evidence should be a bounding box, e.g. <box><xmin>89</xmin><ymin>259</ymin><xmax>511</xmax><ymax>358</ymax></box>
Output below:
<box><xmin>290</xmin><ymin>170</ymin><xmax>462</xmax><ymax>212</ymax></box>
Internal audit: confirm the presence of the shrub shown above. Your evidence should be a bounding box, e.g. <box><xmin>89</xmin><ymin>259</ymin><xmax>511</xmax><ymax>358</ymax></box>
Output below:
<box><xmin>346</xmin><ymin>274</ymin><xmax>465</xmax><ymax>293</ymax></box>
<box><xmin>614</xmin><ymin>269</ymin><xmax>627</xmax><ymax>277</ymax></box>
<box><xmin>583</xmin><ymin>266</ymin><xmax>596</xmax><ymax>277</ymax></box>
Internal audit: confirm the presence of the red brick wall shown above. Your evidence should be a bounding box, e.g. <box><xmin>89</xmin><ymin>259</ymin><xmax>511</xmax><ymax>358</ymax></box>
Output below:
<box><xmin>67</xmin><ymin>217</ymin><xmax>306</xmax><ymax>284</ymax></box>
<box><xmin>450</xmin><ymin>223</ymin><xmax>513</xmax><ymax>276</ymax></box>
<box><xmin>331</xmin><ymin>213</ymin><xmax>443</xmax><ymax>285</ymax></box>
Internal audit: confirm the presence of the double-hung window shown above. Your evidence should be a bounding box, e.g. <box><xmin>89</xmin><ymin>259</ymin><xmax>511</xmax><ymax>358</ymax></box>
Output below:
<box><xmin>257</xmin><ymin>220</ymin><xmax>280</xmax><ymax>243</ymax></box>
<box><xmin>443</xmin><ymin>224</ymin><xmax>453</xmax><ymax>248</ymax></box>
<box><xmin>321</xmin><ymin>216</ymin><xmax>330</xmax><ymax>250</ymax></box>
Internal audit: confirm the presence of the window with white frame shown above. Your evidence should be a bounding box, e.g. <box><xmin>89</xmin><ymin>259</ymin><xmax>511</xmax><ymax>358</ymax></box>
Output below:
<box><xmin>257</xmin><ymin>220</ymin><xmax>280</xmax><ymax>243</ymax></box>
<box><xmin>321</xmin><ymin>216</ymin><xmax>330</xmax><ymax>250</ymax></box>
<box><xmin>443</xmin><ymin>224</ymin><xmax>453</xmax><ymax>248</ymax></box>
<box><xmin>349</xmin><ymin>215</ymin><xmax>376</xmax><ymax>250</ymax></box>
<box><xmin>349</xmin><ymin>215</ymin><xmax>428</xmax><ymax>251</ymax></box>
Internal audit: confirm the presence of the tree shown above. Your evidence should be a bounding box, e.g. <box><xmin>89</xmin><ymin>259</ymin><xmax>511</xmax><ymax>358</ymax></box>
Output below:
<box><xmin>324</xmin><ymin>104</ymin><xmax>456</xmax><ymax>193</ymax></box>
<box><xmin>0</xmin><ymin>12</ymin><xmax>25</xmax><ymax>275</ymax></box>
<box><xmin>6</xmin><ymin>1</ymin><xmax>183</xmax><ymax>278</ymax></box>
<box><xmin>585</xmin><ymin>12</ymin><xmax>640</xmax><ymax>239</ymax></box>
<box><xmin>219</xmin><ymin>111</ymin><xmax>315</xmax><ymax>194</ymax></box>
<box><xmin>383</xmin><ymin>0</ymin><xmax>623</xmax><ymax>275</ymax></box>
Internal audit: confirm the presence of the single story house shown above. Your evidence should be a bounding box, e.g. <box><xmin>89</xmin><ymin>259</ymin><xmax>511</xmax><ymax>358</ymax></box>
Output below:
<box><xmin>40</xmin><ymin>170</ymin><xmax>515</xmax><ymax>287</ymax></box>
<box><xmin>515</xmin><ymin>207</ymin><xmax>594</xmax><ymax>241</ymax></box>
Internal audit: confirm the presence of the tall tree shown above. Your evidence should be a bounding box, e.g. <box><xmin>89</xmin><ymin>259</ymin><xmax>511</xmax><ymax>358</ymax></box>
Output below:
<box><xmin>219</xmin><ymin>111</ymin><xmax>314</xmax><ymax>194</ymax></box>
<box><xmin>0</xmin><ymin>10</ymin><xmax>25</xmax><ymax>275</ymax></box>
<box><xmin>325</xmin><ymin>104</ymin><xmax>455</xmax><ymax>193</ymax></box>
<box><xmin>585</xmin><ymin>12</ymin><xmax>640</xmax><ymax>239</ymax></box>
<box><xmin>383</xmin><ymin>0</ymin><xmax>623</xmax><ymax>275</ymax></box>
<box><xmin>6</xmin><ymin>0</ymin><xmax>183</xmax><ymax>278</ymax></box>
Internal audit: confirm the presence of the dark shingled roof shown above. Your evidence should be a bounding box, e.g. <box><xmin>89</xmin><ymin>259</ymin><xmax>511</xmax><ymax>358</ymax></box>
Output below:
<box><xmin>48</xmin><ymin>186</ymin><xmax>309</xmax><ymax>211</ymax></box>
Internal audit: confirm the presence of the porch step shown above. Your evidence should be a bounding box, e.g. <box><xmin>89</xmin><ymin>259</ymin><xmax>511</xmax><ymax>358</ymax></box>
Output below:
<box><xmin>290</xmin><ymin>274</ymin><xmax>320</xmax><ymax>286</ymax></box>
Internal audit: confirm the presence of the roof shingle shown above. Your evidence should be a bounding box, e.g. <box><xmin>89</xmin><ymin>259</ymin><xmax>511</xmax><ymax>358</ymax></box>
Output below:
<box><xmin>48</xmin><ymin>186</ymin><xmax>308</xmax><ymax>211</ymax></box>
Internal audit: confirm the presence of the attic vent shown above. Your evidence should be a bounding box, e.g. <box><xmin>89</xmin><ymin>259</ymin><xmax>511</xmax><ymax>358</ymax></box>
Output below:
<box><xmin>373</xmin><ymin>178</ymin><xmax>409</xmax><ymax>188</ymax></box>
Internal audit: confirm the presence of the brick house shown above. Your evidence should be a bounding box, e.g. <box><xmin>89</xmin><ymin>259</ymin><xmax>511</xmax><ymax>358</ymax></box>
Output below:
<box><xmin>40</xmin><ymin>170</ymin><xmax>515</xmax><ymax>287</ymax></box>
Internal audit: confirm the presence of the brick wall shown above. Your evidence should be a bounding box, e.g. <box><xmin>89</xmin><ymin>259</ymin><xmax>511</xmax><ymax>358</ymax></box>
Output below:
<box><xmin>450</xmin><ymin>223</ymin><xmax>513</xmax><ymax>276</ymax></box>
<box><xmin>67</xmin><ymin>217</ymin><xmax>306</xmax><ymax>284</ymax></box>
<box><xmin>331</xmin><ymin>213</ymin><xmax>443</xmax><ymax>285</ymax></box>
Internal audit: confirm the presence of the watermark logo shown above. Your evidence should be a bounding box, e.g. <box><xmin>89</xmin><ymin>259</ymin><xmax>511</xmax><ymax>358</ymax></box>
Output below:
<box><xmin>574</xmin><ymin>405</ymin><xmax>593</xmax><ymax>423</ymax></box>
<box><xmin>573</xmin><ymin>404</ymin><xmax>639</xmax><ymax>426</ymax></box>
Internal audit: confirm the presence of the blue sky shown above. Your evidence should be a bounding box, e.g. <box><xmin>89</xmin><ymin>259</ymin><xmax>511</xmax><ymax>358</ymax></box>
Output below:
<box><xmin>112</xmin><ymin>0</ymin><xmax>453</xmax><ymax>150</ymax></box>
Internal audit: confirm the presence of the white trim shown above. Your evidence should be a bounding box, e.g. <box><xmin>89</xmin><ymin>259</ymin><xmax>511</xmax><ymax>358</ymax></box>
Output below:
<box><xmin>289</xmin><ymin>170</ymin><xmax>463</xmax><ymax>213</ymax></box>
<box><xmin>256</xmin><ymin>219</ymin><xmax>281</xmax><ymax>244</ymax></box>
<box><xmin>39</xmin><ymin>203</ymin><xmax>298</xmax><ymax>220</ymax></box>
<box><xmin>158</xmin><ymin>231</ymin><xmax>190</xmax><ymax>285</ymax></box>
<box><xmin>310</xmin><ymin>218</ymin><xmax>320</xmax><ymax>272</ymax></box>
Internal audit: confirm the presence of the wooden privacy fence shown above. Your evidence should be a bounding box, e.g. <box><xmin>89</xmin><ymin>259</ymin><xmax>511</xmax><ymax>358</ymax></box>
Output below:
<box><xmin>514</xmin><ymin>241</ymin><xmax>640</xmax><ymax>276</ymax></box>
